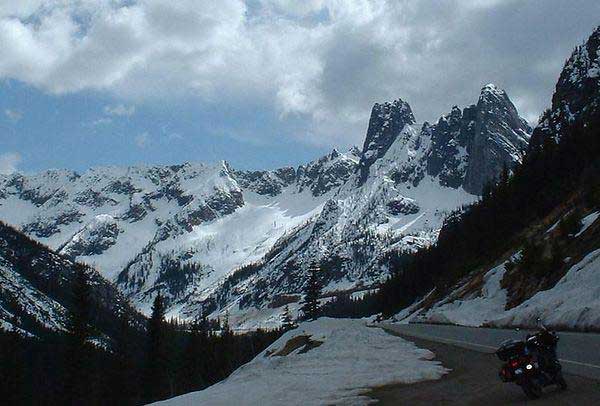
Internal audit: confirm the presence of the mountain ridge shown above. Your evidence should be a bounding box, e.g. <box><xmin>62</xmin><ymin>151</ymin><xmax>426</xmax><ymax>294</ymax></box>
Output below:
<box><xmin>0</xmin><ymin>84</ymin><xmax>531</xmax><ymax>328</ymax></box>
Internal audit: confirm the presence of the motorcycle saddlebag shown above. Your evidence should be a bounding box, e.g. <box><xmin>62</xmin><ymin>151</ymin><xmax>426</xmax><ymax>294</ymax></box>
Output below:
<box><xmin>496</xmin><ymin>340</ymin><xmax>526</xmax><ymax>361</ymax></box>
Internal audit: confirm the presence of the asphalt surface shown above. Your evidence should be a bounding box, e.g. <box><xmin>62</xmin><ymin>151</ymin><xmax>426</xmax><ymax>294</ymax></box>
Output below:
<box><xmin>367</xmin><ymin>325</ymin><xmax>600</xmax><ymax>405</ymax></box>
<box><xmin>379</xmin><ymin>323</ymin><xmax>600</xmax><ymax>380</ymax></box>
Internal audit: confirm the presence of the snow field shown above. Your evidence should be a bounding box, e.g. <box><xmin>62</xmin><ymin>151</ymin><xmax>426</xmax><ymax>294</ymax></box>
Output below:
<box><xmin>154</xmin><ymin>318</ymin><xmax>448</xmax><ymax>406</ymax></box>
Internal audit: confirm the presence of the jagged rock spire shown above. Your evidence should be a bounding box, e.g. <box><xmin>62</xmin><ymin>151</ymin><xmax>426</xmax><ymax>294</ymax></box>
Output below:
<box><xmin>462</xmin><ymin>84</ymin><xmax>532</xmax><ymax>194</ymax></box>
<box><xmin>358</xmin><ymin>99</ymin><xmax>415</xmax><ymax>184</ymax></box>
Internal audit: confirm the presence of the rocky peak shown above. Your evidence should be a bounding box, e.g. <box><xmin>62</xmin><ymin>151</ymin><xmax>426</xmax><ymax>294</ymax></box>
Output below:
<box><xmin>531</xmin><ymin>26</ymin><xmax>600</xmax><ymax>147</ymax></box>
<box><xmin>426</xmin><ymin>105</ymin><xmax>472</xmax><ymax>188</ymax></box>
<box><xmin>297</xmin><ymin>148</ymin><xmax>359</xmax><ymax>196</ymax></box>
<box><xmin>363</xmin><ymin>85</ymin><xmax>530</xmax><ymax>194</ymax></box>
<box><xmin>478</xmin><ymin>83</ymin><xmax>505</xmax><ymax>101</ymax></box>
<box><xmin>358</xmin><ymin>98</ymin><xmax>415</xmax><ymax>183</ymax></box>
<box><xmin>462</xmin><ymin>84</ymin><xmax>531</xmax><ymax>194</ymax></box>
<box><xmin>476</xmin><ymin>84</ymin><xmax>531</xmax><ymax>135</ymax></box>
<box><xmin>556</xmin><ymin>26</ymin><xmax>600</xmax><ymax>95</ymax></box>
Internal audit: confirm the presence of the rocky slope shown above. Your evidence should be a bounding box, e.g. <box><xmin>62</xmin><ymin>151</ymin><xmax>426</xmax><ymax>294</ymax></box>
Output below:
<box><xmin>531</xmin><ymin>26</ymin><xmax>600</xmax><ymax>148</ymax></box>
<box><xmin>0</xmin><ymin>85</ymin><xmax>530</xmax><ymax>328</ymax></box>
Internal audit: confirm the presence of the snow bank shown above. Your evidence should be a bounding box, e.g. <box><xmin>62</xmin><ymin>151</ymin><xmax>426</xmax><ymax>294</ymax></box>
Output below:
<box><xmin>495</xmin><ymin>248</ymin><xmax>600</xmax><ymax>330</ymax></box>
<box><xmin>153</xmin><ymin>318</ymin><xmax>447</xmax><ymax>406</ymax></box>
<box><xmin>419</xmin><ymin>261</ymin><xmax>509</xmax><ymax>327</ymax></box>
<box><xmin>401</xmin><ymin>247</ymin><xmax>600</xmax><ymax>331</ymax></box>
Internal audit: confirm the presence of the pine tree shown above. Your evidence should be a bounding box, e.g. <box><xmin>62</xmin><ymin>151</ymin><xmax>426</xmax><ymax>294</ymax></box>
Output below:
<box><xmin>145</xmin><ymin>292</ymin><xmax>168</xmax><ymax>403</ymax></box>
<box><xmin>300</xmin><ymin>263</ymin><xmax>322</xmax><ymax>321</ymax></box>
<box><xmin>183</xmin><ymin>313</ymin><xmax>208</xmax><ymax>393</ymax></box>
<box><xmin>112</xmin><ymin>307</ymin><xmax>139</xmax><ymax>405</ymax></box>
<box><xmin>280</xmin><ymin>305</ymin><xmax>296</xmax><ymax>330</ymax></box>
<box><xmin>220</xmin><ymin>311</ymin><xmax>235</xmax><ymax>377</ymax></box>
<box><xmin>66</xmin><ymin>266</ymin><xmax>92</xmax><ymax>406</ymax></box>
<box><xmin>0</xmin><ymin>316</ymin><xmax>26</xmax><ymax>404</ymax></box>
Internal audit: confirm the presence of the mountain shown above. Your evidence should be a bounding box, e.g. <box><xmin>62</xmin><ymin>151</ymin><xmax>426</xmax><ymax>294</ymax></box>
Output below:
<box><xmin>0</xmin><ymin>221</ymin><xmax>142</xmax><ymax>339</ymax></box>
<box><xmin>360</xmin><ymin>84</ymin><xmax>530</xmax><ymax>194</ymax></box>
<box><xmin>531</xmin><ymin>26</ymin><xmax>600</xmax><ymax>148</ymax></box>
<box><xmin>0</xmin><ymin>85</ymin><xmax>531</xmax><ymax>328</ymax></box>
<box><xmin>385</xmin><ymin>25</ymin><xmax>600</xmax><ymax>331</ymax></box>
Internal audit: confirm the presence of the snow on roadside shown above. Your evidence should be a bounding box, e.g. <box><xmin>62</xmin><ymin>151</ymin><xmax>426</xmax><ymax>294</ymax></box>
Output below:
<box><xmin>494</xmin><ymin>248</ymin><xmax>600</xmax><ymax>330</ymax></box>
<box><xmin>153</xmin><ymin>318</ymin><xmax>448</xmax><ymax>406</ymax></box>
<box><xmin>398</xmin><ymin>246</ymin><xmax>600</xmax><ymax>331</ymax></box>
<box><xmin>413</xmin><ymin>261</ymin><xmax>510</xmax><ymax>327</ymax></box>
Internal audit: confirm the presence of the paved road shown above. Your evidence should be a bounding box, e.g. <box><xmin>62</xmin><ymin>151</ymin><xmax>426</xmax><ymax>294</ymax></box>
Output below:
<box><xmin>366</xmin><ymin>332</ymin><xmax>600</xmax><ymax>405</ymax></box>
<box><xmin>380</xmin><ymin>323</ymin><xmax>600</xmax><ymax>380</ymax></box>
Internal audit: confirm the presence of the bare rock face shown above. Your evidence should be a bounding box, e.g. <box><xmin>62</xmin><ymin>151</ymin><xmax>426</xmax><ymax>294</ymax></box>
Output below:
<box><xmin>233</xmin><ymin>168</ymin><xmax>296</xmax><ymax>197</ymax></box>
<box><xmin>358</xmin><ymin>99</ymin><xmax>415</xmax><ymax>184</ymax></box>
<box><xmin>462</xmin><ymin>84</ymin><xmax>532</xmax><ymax>194</ymax></box>
<box><xmin>426</xmin><ymin>106</ymin><xmax>475</xmax><ymax>189</ymax></box>
<box><xmin>297</xmin><ymin>148</ymin><xmax>360</xmax><ymax>196</ymax></box>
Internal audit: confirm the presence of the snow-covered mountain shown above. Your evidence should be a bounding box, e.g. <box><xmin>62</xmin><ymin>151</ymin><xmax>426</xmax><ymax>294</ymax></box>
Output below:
<box><xmin>0</xmin><ymin>84</ymin><xmax>531</xmax><ymax>328</ymax></box>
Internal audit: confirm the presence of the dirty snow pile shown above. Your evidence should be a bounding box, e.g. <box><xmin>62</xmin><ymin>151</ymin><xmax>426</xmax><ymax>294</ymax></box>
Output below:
<box><xmin>154</xmin><ymin>318</ymin><xmax>447</xmax><ymax>406</ymax></box>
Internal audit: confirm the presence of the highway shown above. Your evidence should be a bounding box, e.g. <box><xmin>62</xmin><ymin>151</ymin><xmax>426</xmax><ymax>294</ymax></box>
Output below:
<box><xmin>367</xmin><ymin>323</ymin><xmax>600</xmax><ymax>405</ymax></box>
<box><xmin>380</xmin><ymin>323</ymin><xmax>600</xmax><ymax>380</ymax></box>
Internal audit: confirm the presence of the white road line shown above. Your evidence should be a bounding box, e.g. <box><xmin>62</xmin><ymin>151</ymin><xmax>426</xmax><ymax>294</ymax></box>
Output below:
<box><xmin>560</xmin><ymin>359</ymin><xmax>600</xmax><ymax>370</ymax></box>
<box><xmin>382</xmin><ymin>326</ymin><xmax>600</xmax><ymax>371</ymax></box>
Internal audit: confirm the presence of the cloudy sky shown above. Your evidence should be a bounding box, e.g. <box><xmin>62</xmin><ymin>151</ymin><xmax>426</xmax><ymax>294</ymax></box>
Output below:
<box><xmin>0</xmin><ymin>0</ymin><xmax>598</xmax><ymax>174</ymax></box>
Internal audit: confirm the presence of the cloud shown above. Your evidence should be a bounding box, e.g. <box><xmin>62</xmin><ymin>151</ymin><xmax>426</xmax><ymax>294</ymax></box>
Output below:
<box><xmin>104</xmin><ymin>104</ymin><xmax>135</xmax><ymax>117</ymax></box>
<box><xmin>0</xmin><ymin>0</ymin><xmax>598</xmax><ymax>147</ymax></box>
<box><xmin>5</xmin><ymin>108</ymin><xmax>22</xmax><ymax>121</ymax></box>
<box><xmin>135</xmin><ymin>132</ymin><xmax>149</xmax><ymax>148</ymax></box>
<box><xmin>0</xmin><ymin>152</ymin><xmax>21</xmax><ymax>174</ymax></box>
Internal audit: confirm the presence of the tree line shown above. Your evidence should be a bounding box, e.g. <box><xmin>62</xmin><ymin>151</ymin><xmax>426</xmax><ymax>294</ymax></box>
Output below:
<box><xmin>0</xmin><ymin>267</ymin><xmax>283</xmax><ymax>405</ymax></box>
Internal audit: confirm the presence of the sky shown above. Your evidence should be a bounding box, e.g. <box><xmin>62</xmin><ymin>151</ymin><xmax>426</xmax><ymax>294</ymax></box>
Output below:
<box><xmin>0</xmin><ymin>0</ymin><xmax>599</xmax><ymax>174</ymax></box>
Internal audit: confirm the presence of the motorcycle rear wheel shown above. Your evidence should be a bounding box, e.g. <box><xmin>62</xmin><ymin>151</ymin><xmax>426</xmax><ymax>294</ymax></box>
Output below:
<box><xmin>556</xmin><ymin>372</ymin><xmax>568</xmax><ymax>390</ymax></box>
<box><xmin>522</xmin><ymin>381</ymin><xmax>543</xmax><ymax>399</ymax></box>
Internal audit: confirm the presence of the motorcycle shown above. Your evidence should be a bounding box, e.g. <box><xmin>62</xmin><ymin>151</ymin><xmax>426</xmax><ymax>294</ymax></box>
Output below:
<box><xmin>496</xmin><ymin>325</ymin><xmax>567</xmax><ymax>399</ymax></box>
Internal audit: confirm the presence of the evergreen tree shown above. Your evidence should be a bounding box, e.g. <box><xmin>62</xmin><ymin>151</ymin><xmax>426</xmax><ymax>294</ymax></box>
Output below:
<box><xmin>183</xmin><ymin>315</ymin><xmax>207</xmax><ymax>392</ymax></box>
<box><xmin>0</xmin><ymin>317</ymin><xmax>26</xmax><ymax>404</ymax></box>
<box><xmin>219</xmin><ymin>311</ymin><xmax>236</xmax><ymax>377</ymax></box>
<box><xmin>66</xmin><ymin>266</ymin><xmax>92</xmax><ymax>405</ymax></box>
<box><xmin>300</xmin><ymin>263</ymin><xmax>322</xmax><ymax>320</ymax></box>
<box><xmin>112</xmin><ymin>308</ymin><xmax>139</xmax><ymax>405</ymax></box>
<box><xmin>145</xmin><ymin>292</ymin><xmax>168</xmax><ymax>403</ymax></box>
<box><xmin>280</xmin><ymin>305</ymin><xmax>296</xmax><ymax>330</ymax></box>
